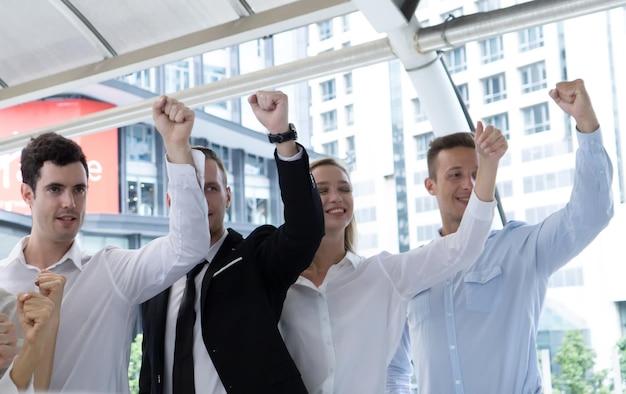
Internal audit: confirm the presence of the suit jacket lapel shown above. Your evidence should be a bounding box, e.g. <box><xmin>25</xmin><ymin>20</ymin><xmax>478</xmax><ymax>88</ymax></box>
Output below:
<box><xmin>142</xmin><ymin>287</ymin><xmax>171</xmax><ymax>372</ymax></box>
<box><xmin>200</xmin><ymin>229</ymin><xmax>243</xmax><ymax>311</ymax></box>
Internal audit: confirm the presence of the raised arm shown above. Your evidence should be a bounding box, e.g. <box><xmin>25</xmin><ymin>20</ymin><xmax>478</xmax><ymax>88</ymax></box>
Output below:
<box><xmin>382</xmin><ymin>125</ymin><xmax>507</xmax><ymax>297</ymax></box>
<box><xmin>106</xmin><ymin>96</ymin><xmax>211</xmax><ymax>304</ymax></box>
<box><xmin>473</xmin><ymin>121</ymin><xmax>508</xmax><ymax>202</ymax></box>
<box><xmin>531</xmin><ymin>79</ymin><xmax>613</xmax><ymax>274</ymax></box>
<box><xmin>246</xmin><ymin>91</ymin><xmax>324</xmax><ymax>287</ymax></box>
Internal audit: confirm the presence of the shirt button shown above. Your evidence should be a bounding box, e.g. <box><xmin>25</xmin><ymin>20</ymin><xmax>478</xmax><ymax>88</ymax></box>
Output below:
<box><xmin>446</xmin><ymin>281</ymin><xmax>451</xmax><ymax>286</ymax></box>
<box><xmin>450</xmin><ymin>345</ymin><xmax>456</xmax><ymax>350</ymax></box>
<box><xmin>447</xmin><ymin>312</ymin><xmax>453</xmax><ymax>317</ymax></box>
<box><xmin>456</xmin><ymin>380</ymin><xmax>461</xmax><ymax>385</ymax></box>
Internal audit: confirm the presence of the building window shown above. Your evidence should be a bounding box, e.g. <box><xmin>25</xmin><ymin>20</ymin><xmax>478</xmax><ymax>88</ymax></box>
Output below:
<box><xmin>415</xmin><ymin>196</ymin><xmax>438</xmax><ymax>212</ymax></box>
<box><xmin>497</xmin><ymin>180</ymin><xmax>513</xmax><ymax>198</ymax></box>
<box><xmin>246</xmin><ymin>197</ymin><xmax>269</xmax><ymax>225</ymax></box>
<box><xmin>355</xmin><ymin>206</ymin><xmax>377</xmax><ymax>223</ymax></box>
<box><xmin>483</xmin><ymin>73</ymin><xmax>507</xmax><ymax>103</ymax></box>
<box><xmin>520</xmin><ymin>61</ymin><xmax>547</xmax><ymax>93</ymax></box>
<box><xmin>551</xmin><ymin>265</ymin><xmax>584</xmax><ymax>284</ymax></box>
<box><xmin>476</xmin><ymin>0</ymin><xmax>500</xmax><ymax>12</ymax></box>
<box><xmin>444</xmin><ymin>46</ymin><xmax>467</xmax><ymax>73</ymax></box>
<box><xmin>417</xmin><ymin>224</ymin><xmax>440</xmax><ymax>242</ymax></box>
<box><xmin>345</xmin><ymin>104</ymin><xmax>354</xmax><ymax>126</ymax></box>
<box><xmin>523</xmin><ymin>169</ymin><xmax>573</xmax><ymax>194</ymax></box>
<box><xmin>480</xmin><ymin>36</ymin><xmax>504</xmax><ymax>64</ymax></box>
<box><xmin>127</xmin><ymin>180</ymin><xmax>157</xmax><ymax>216</ymax></box>
<box><xmin>412</xmin><ymin>98</ymin><xmax>428</xmax><ymax>122</ymax></box>
<box><xmin>209</xmin><ymin>143</ymin><xmax>231</xmax><ymax>172</ymax></box>
<box><xmin>321</xmin><ymin>110</ymin><xmax>338</xmax><ymax>132</ymax></box>
<box><xmin>441</xmin><ymin>7</ymin><xmax>463</xmax><ymax>21</ymax></box>
<box><xmin>323</xmin><ymin>141</ymin><xmax>339</xmax><ymax>157</ymax></box>
<box><xmin>164</xmin><ymin>60</ymin><xmax>191</xmax><ymax>93</ymax></box>
<box><xmin>523</xmin><ymin>103</ymin><xmax>550</xmax><ymax>134</ymax></box>
<box><xmin>359</xmin><ymin>233</ymin><xmax>378</xmax><ymax>250</ymax></box>
<box><xmin>521</xmin><ymin>141</ymin><xmax>572</xmax><ymax>162</ymax></box>
<box><xmin>245</xmin><ymin>153</ymin><xmax>266</xmax><ymax>176</ymax></box>
<box><xmin>519</xmin><ymin>26</ymin><xmax>544</xmax><ymax>52</ymax></box>
<box><xmin>483</xmin><ymin>113</ymin><xmax>509</xmax><ymax>135</ymax></box>
<box><xmin>120</xmin><ymin>69</ymin><xmax>155</xmax><ymax>91</ymax></box>
<box><xmin>342</xmin><ymin>14</ymin><xmax>350</xmax><ymax>31</ymax></box>
<box><xmin>320</xmin><ymin>79</ymin><xmax>336</xmax><ymax>101</ymax></box>
<box><xmin>126</xmin><ymin>124</ymin><xmax>155</xmax><ymax>163</ymax></box>
<box><xmin>318</xmin><ymin>20</ymin><xmax>333</xmax><ymax>40</ymax></box>
<box><xmin>456</xmin><ymin>84</ymin><xmax>469</xmax><ymax>108</ymax></box>
<box><xmin>345</xmin><ymin>135</ymin><xmax>356</xmax><ymax>170</ymax></box>
<box><xmin>203</xmin><ymin>65</ymin><xmax>227</xmax><ymax>109</ymax></box>
<box><xmin>344</xmin><ymin>73</ymin><xmax>353</xmax><ymax>94</ymax></box>
<box><xmin>415</xmin><ymin>131</ymin><xmax>434</xmax><ymax>160</ymax></box>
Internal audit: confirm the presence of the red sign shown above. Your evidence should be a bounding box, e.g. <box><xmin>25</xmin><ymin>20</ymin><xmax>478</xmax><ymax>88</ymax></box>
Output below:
<box><xmin>0</xmin><ymin>99</ymin><xmax>120</xmax><ymax>214</ymax></box>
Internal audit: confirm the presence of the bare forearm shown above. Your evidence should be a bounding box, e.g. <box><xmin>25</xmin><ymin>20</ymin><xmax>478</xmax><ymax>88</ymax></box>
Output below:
<box><xmin>10</xmin><ymin>344</ymin><xmax>41</xmax><ymax>390</ymax></box>
<box><xmin>473</xmin><ymin>157</ymin><xmax>498</xmax><ymax>202</ymax></box>
<box><xmin>33</xmin><ymin>315</ymin><xmax>59</xmax><ymax>391</ymax></box>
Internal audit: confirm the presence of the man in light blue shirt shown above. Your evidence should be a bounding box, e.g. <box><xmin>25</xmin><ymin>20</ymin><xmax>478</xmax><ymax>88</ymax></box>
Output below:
<box><xmin>388</xmin><ymin>79</ymin><xmax>614</xmax><ymax>393</ymax></box>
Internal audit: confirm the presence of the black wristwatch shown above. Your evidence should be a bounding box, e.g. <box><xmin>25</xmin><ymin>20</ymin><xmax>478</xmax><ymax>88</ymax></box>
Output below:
<box><xmin>268</xmin><ymin>123</ymin><xmax>298</xmax><ymax>144</ymax></box>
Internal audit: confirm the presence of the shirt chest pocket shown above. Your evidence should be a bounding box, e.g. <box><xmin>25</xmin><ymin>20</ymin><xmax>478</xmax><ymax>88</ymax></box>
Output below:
<box><xmin>408</xmin><ymin>289</ymin><xmax>431</xmax><ymax>326</ymax></box>
<box><xmin>463</xmin><ymin>266</ymin><xmax>503</xmax><ymax>313</ymax></box>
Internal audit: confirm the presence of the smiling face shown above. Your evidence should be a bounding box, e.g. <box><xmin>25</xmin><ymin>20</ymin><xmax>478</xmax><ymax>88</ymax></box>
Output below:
<box><xmin>22</xmin><ymin>161</ymin><xmax>88</xmax><ymax>247</ymax></box>
<box><xmin>312</xmin><ymin>163</ymin><xmax>354</xmax><ymax>237</ymax></box>
<box><xmin>425</xmin><ymin>146</ymin><xmax>478</xmax><ymax>236</ymax></box>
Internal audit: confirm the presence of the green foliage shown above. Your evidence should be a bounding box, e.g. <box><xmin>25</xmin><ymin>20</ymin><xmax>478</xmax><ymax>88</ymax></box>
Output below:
<box><xmin>128</xmin><ymin>333</ymin><xmax>143</xmax><ymax>394</ymax></box>
<box><xmin>552</xmin><ymin>329</ymin><xmax>610</xmax><ymax>394</ymax></box>
<box><xmin>617</xmin><ymin>336</ymin><xmax>626</xmax><ymax>386</ymax></box>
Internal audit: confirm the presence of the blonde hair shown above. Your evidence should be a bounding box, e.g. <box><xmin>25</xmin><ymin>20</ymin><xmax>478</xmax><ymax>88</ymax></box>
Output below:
<box><xmin>310</xmin><ymin>157</ymin><xmax>357</xmax><ymax>253</ymax></box>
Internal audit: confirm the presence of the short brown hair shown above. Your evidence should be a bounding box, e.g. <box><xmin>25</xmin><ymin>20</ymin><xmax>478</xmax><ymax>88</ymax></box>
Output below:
<box><xmin>426</xmin><ymin>132</ymin><xmax>475</xmax><ymax>180</ymax></box>
<box><xmin>191</xmin><ymin>145</ymin><xmax>228</xmax><ymax>186</ymax></box>
<box><xmin>21</xmin><ymin>132</ymin><xmax>89</xmax><ymax>192</ymax></box>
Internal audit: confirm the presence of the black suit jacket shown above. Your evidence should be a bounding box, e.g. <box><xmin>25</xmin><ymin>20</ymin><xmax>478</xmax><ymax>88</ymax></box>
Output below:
<box><xmin>140</xmin><ymin>147</ymin><xmax>323</xmax><ymax>394</ymax></box>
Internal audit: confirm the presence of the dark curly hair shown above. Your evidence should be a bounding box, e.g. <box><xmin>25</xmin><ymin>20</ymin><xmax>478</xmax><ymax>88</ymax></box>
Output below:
<box><xmin>21</xmin><ymin>132</ymin><xmax>89</xmax><ymax>191</ymax></box>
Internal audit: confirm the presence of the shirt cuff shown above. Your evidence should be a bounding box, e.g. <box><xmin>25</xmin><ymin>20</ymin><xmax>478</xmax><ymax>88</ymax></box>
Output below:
<box><xmin>276</xmin><ymin>145</ymin><xmax>304</xmax><ymax>162</ymax></box>
<box><xmin>576</xmin><ymin>126</ymin><xmax>603</xmax><ymax>149</ymax></box>
<box><xmin>165</xmin><ymin>149</ymin><xmax>206</xmax><ymax>188</ymax></box>
<box><xmin>0</xmin><ymin>360</ymin><xmax>34</xmax><ymax>394</ymax></box>
<box><xmin>468</xmin><ymin>190</ymin><xmax>496</xmax><ymax>221</ymax></box>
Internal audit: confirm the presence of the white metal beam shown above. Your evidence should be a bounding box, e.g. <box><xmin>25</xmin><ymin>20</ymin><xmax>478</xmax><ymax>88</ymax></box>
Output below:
<box><xmin>0</xmin><ymin>0</ymin><xmax>357</xmax><ymax>109</ymax></box>
<box><xmin>0</xmin><ymin>39</ymin><xmax>394</xmax><ymax>155</ymax></box>
<box><xmin>416</xmin><ymin>0</ymin><xmax>626</xmax><ymax>52</ymax></box>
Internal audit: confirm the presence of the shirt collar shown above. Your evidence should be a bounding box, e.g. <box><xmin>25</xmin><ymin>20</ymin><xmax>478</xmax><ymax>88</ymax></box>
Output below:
<box><xmin>344</xmin><ymin>251</ymin><xmax>364</xmax><ymax>268</ymax></box>
<box><xmin>207</xmin><ymin>229</ymin><xmax>228</xmax><ymax>262</ymax></box>
<box><xmin>3</xmin><ymin>236</ymin><xmax>84</xmax><ymax>271</ymax></box>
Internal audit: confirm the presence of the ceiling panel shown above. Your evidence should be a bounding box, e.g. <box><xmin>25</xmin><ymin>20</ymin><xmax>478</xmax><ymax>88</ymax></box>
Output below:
<box><xmin>72</xmin><ymin>0</ymin><xmax>241</xmax><ymax>53</ymax></box>
<box><xmin>0</xmin><ymin>0</ymin><xmax>103</xmax><ymax>85</ymax></box>
<box><xmin>0</xmin><ymin>0</ymin><xmax>354</xmax><ymax>108</ymax></box>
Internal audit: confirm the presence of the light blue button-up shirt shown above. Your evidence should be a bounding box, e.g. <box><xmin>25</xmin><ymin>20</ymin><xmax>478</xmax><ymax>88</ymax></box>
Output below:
<box><xmin>389</xmin><ymin>128</ymin><xmax>613</xmax><ymax>394</ymax></box>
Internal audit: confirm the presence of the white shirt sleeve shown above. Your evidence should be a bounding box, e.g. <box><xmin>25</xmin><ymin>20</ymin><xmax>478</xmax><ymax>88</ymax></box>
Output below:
<box><xmin>103</xmin><ymin>149</ymin><xmax>212</xmax><ymax>304</ymax></box>
<box><xmin>379</xmin><ymin>190</ymin><xmax>495</xmax><ymax>298</ymax></box>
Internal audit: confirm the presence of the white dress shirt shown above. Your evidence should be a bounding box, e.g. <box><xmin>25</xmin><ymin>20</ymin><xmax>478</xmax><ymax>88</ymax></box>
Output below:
<box><xmin>163</xmin><ymin>230</ymin><xmax>228</xmax><ymax>394</ymax></box>
<box><xmin>160</xmin><ymin>147</ymin><xmax>304</xmax><ymax>394</ymax></box>
<box><xmin>279</xmin><ymin>191</ymin><xmax>494</xmax><ymax>394</ymax></box>
<box><xmin>0</xmin><ymin>151</ymin><xmax>210</xmax><ymax>394</ymax></box>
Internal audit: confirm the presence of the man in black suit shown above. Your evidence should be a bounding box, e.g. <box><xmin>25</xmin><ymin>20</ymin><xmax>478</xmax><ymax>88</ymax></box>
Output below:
<box><xmin>139</xmin><ymin>90</ymin><xmax>324</xmax><ymax>394</ymax></box>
